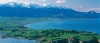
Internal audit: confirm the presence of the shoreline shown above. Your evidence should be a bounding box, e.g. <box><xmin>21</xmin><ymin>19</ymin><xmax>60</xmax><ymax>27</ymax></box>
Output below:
<box><xmin>0</xmin><ymin>17</ymin><xmax>100</xmax><ymax>43</ymax></box>
<box><xmin>25</xmin><ymin>19</ymin><xmax>100</xmax><ymax>34</ymax></box>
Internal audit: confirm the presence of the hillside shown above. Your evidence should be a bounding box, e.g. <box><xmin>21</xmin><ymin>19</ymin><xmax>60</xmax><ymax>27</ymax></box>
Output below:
<box><xmin>0</xmin><ymin>2</ymin><xmax>100</xmax><ymax>18</ymax></box>
<box><xmin>0</xmin><ymin>28</ymin><xmax>100</xmax><ymax>43</ymax></box>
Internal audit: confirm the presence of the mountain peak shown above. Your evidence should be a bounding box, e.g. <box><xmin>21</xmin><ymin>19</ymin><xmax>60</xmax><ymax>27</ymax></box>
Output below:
<box><xmin>0</xmin><ymin>2</ymin><xmax>71</xmax><ymax>9</ymax></box>
<box><xmin>0</xmin><ymin>2</ymin><xmax>100</xmax><ymax>18</ymax></box>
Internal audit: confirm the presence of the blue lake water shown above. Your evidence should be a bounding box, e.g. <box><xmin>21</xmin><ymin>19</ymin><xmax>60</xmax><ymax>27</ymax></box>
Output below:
<box><xmin>26</xmin><ymin>19</ymin><xmax>100</xmax><ymax>34</ymax></box>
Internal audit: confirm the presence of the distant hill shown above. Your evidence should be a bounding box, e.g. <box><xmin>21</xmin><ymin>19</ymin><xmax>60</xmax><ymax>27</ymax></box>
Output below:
<box><xmin>0</xmin><ymin>2</ymin><xmax>100</xmax><ymax>18</ymax></box>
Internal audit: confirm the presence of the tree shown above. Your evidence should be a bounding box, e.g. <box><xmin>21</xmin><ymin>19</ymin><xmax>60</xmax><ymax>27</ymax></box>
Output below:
<box><xmin>89</xmin><ymin>36</ymin><xmax>99</xmax><ymax>43</ymax></box>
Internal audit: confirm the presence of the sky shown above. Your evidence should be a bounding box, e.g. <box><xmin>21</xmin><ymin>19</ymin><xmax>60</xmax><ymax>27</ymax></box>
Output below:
<box><xmin>0</xmin><ymin>0</ymin><xmax>100</xmax><ymax>12</ymax></box>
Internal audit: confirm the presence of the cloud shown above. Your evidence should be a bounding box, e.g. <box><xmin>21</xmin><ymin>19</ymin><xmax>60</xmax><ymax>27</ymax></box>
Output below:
<box><xmin>42</xmin><ymin>0</ymin><xmax>46</xmax><ymax>1</ymax></box>
<box><xmin>85</xmin><ymin>8</ymin><xmax>100</xmax><ymax>11</ymax></box>
<box><xmin>9</xmin><ymin>0</ymin><xmax>16</xmax><ymax>2</ymax></box>
<box><xmin>38</xmin><ymin>0</ymin><xmax>46</xmax><ymax>2</ymax></box>
<box><xmin>56</xmin><ymin>0</ymin><xmax>66</xmax><ymax>3</ymax></box>
<box><xmin>79</xmin><ymin>6</ymin><xmax>83</xmax><ymax>8</ymax></box>
<box><xmin>0</xmin><ymin>0</ymin><xmax>36</xmax><ymax>4</ymax></box>
<box><xmin>0</xmin><ymin>0</ymin><xmax>10</xmax><ymax>3</ymax></box>
<box><xmin>23</xmin><ymin>2</ymin><xmax>30</xmax><ymax>5</ymax></box>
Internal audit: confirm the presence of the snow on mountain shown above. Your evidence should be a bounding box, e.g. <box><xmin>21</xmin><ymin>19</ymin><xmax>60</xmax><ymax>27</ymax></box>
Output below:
<box><xmin>0</xmin><ymin>2</ymin><xmax>71</xmax><ymax>9</ymax></box>
<box><xmin>0</xmin><ymin>2</ymin><xmax>100</xmax><ymax>18</ymax></box>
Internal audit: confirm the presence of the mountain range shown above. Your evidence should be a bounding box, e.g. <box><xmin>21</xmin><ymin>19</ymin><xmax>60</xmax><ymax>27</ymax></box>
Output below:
<box><xmin>0</xmin><ymin>2</ymin><xmax>100</xmax><ymax>18</ymax></box>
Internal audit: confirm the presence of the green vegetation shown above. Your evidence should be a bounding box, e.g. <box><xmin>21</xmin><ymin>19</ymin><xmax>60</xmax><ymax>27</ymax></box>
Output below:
<box><xmin>0</xmin><ymin>28</ymin><xmax>100</xmax><ymax>43</ymax></box>
<box><xmin>0</xmin><ymin>17</ymin><xmax>100</xmax><ymax>43</ymax></box>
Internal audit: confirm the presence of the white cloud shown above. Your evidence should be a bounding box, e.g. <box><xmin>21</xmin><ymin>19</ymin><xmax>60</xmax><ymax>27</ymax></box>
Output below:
<box><xmin>42</xmin><ymin>0</ymin><xmax>46</xmax><ymax>1</ymax></box>
<box><xmin>79</xmin><ymin>6</ymin><xmax>83</xmax><ymax>8</ymax></box>
<box><xmin>0</xmin><ymin>0</ymin><xmax>36</xmax><ymax>4</ymax></box>
<box><xmin>38</xmin><ymin>0</ymin><xmax>46</xmax><ymax>2</ymax></box>
<box><xmin>56</xmin><ymin>0</ymin><xmax>66</xmax><ymax>3</ymax></box>
<box><xmin>0</xmin><ymin>0</ymin><xmax>10</xmax><ymax>3</ymax></box>
<box><xmin>0</xmin><ymin>0</ymin><xmax>16</xmax><ymax>4</ymax></box>
<box><xmin>23</xmin><ymin>2</ymin><xmax>29</xmax><ymax>5</ymax></box>
<box><xmin>9</xmin><ymin>0</ymin><xmax>16</xmax><ymax>2</ymax></box>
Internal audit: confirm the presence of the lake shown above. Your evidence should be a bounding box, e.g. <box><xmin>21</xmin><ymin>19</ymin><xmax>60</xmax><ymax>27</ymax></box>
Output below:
<box><xmin>0</xmin><ymin>38</ymin><xmax>39</xmax><ymax>43</ymax></box>
<box><xmin>26</xmin><ymin>18</ymin><xmax>100</xmax><ymax>34</ymax></box>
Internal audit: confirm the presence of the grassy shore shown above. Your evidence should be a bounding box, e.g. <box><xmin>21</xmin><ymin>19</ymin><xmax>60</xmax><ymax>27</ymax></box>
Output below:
<box><xmin>0</xmin><ymin>28</ymin><xmax>100</xmax><ymax>43</ymax></box>
<box><xmin>0</xmin><ymin>17</ymin><xmax>100</xmax><ymax>43</ymax></box>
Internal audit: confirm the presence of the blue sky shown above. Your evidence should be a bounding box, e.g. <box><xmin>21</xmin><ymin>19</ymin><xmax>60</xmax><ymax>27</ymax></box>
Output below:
<box><xmin>0</xmin><ymin>0</ymin><xmax>100</xmax><ymax>12</ymax></box>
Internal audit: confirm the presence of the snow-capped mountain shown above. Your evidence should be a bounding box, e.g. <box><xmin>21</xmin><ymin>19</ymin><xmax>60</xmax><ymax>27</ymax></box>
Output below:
<box><xmin>0</xmin><ymin>2</ymin><xmax>100</xmax><ymax>18</ymax></box>
<box><xmin>0</xmin><ymin>2</ymin><xmax>71</xmax><ymax>9</ymax></box>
